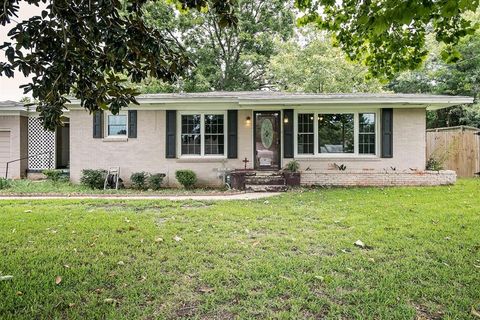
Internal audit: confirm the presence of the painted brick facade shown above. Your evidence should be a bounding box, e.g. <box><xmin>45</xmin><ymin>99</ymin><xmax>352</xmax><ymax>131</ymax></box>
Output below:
<box><xmin>301</xmin><ymin>170</ymin><xmax>456</xmax><ymax>187</ymax></box>
<box><xmin>70</xmin><ymin>109</ymin><xmax>253</xmax><ymax>186</ymax></box>
<box><xmin>69</xmin><ymin>107</ymin><xmax>428</xmax><ymax>187</ymax></box>
<box><xmin>0</xmin><ymin>115</ymin><xmax>28</xmax><ymax>179</ymax></box>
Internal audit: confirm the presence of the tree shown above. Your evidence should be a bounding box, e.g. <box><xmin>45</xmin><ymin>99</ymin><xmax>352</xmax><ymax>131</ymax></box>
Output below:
<box><xmin>141</xmin><ymin>0</ymin><xmax>295</xmax><ymax>92</ymax></box>
<box><xmin>295</xmin><ymin>0</ymin><xmax>479</xmax><ymax>79</ymax></box>
<box><xmin>268</xmin><ymin>28</ymin><xmax>383</xmax><ymax>93</ymax></box>
<box><xmin>387</xmin><ymin>29</ymin><xmax>480</xmax><ymax>128</ymax></box>
<box><xmin>0</xmin><ymin>0</ymin><xmax>236</xmax><ymax>130</ymax></box>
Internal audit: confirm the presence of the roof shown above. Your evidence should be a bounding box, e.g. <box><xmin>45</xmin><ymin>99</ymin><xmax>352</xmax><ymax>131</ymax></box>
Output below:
<box><xmin>69</xmin><ymin>91</ymin><xmax>473</xmax><ymax>110</ymax></box>
<box><xmin>0</xmin><ymin>100</ymin><xmax>26</xmax><ymax>110</ymax></box>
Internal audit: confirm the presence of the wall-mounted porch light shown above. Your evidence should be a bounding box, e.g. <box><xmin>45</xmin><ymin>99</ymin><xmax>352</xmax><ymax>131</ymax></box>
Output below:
<box><xmin>283</xmin><ymin>116</ymin><xmax>289</xmax><ymax>124</ymax></box>
<box><xmin>246</xmin><ymin>116</ymin><xmax>251</xmax><ymax>126</ymax></box>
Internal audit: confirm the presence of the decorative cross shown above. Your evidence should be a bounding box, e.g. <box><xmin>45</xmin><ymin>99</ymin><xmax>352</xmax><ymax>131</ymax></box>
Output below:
<box><xmin>242</xmin><ymin>157</ymin><xmax>250</xmax><ymax>170</ymax></box>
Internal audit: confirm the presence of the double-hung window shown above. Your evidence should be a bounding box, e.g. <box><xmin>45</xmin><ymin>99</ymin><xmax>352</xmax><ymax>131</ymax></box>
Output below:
<box><xmin>106</xmin><ymin>113</ymin><xmax>128</xmax><ymax>137</ymax></box>
<box><xmin>296</xmin><ymin>111</ymin><xmax>377</xmax><ymax>156</ymax></box>
<box><xmin>297</xmin><ymin>113</ymin><xmax>314</xmax><ymax>154</ymax></box>
<box><xmin>180</xmin><ymin>112</ymin><xmax>226</xmax><ymax>157</ymax></box>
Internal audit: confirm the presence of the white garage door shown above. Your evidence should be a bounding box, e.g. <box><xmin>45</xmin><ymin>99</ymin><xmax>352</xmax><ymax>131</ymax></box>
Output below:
<box><xmin>0</xmin><ymin>131</ymin><xmax>11</xmax><ymax>178</ymax></box>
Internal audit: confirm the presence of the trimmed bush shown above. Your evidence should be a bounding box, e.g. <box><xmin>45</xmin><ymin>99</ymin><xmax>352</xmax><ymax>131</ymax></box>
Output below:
<box><xmin>80</xmin><ymin>169</ymin><xmax>107</xmax><ymax>189</ymax></box>
<box><xmin>130</xmin><ymin>172</ymin><xmax>148</xmax><ymax>190</ymax></box>
<box><xmin>148</xmin><ymin>173</ymin><xmax>165</xmax><ymax>190</ymax></box>
<box><xmin>175</xmin><ymin>170</ymin><xmax>197</xmax><ymax>189</ymax></box>
<box><xmin>42</xmin><ymin>169</ymin><xmax>64</xmax><ymax>183</ymax></box>
<box><xmin>0</xmin><ymin>178</ymin><xmax>11</xmax><ymax>190</ymax></box>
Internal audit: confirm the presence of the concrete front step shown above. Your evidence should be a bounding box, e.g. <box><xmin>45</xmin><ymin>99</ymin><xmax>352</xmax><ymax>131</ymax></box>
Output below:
<box><xmin>245</xmin><ymin>176</ymin><xmax>286</xmax><ymax>185</ymax></box>
<box><xmin>245</xmin><ymin>184</ymin><xmax>288</xmax><ymax>192</ymax></box>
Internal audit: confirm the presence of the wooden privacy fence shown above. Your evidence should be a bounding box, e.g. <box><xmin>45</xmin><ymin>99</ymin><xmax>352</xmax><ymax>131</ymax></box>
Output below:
<box><xmin>426</xmin><ymin>126</ymin><xmax>480</xmax><ymax>177</ymax></box>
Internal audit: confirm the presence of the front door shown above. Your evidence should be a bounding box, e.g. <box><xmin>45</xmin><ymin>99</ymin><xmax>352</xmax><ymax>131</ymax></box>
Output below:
<box><xmin>254</xmin><ymin>111</ymin><xmax>280</xmax><ymax>170</ymax></box>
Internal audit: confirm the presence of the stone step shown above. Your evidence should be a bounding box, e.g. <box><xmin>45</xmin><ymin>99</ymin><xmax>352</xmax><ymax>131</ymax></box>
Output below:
<box><xmin>245</xmin><ymin>184</ymin><xmax>288</xmax><ymax>192</ymax></box>
<box><xmin>245</xmin><ymin>176</ymin><xmax>286</xmax><ymax>185</ymax></box>
<box><xmin>252</xmin><ymin>171</ymin><xmax>284</xmax><ymax>177</ymax></box>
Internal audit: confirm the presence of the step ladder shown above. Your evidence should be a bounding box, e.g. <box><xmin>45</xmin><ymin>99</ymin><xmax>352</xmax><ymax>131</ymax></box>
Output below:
<box><xmin>104</xmin><ymin>167</ymin><xmax>120</xmax><ymax>190</ymax></box>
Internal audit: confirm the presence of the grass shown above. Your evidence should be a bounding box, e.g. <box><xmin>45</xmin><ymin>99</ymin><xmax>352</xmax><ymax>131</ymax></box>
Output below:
<box><xmin>0</xmin><ymin>179</ymin><xmax>479</xmax><ymax>319</ymax></box>
<box><xmin>0</xmin><ymin>179</ymin><xmax>233</xmax><ymax>195</ymax></box>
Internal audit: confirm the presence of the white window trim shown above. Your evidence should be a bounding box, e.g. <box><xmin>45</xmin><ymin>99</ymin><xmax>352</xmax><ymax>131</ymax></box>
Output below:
<box><xmin>293</xmin><ymin>109</ymin><xmax>380</xmax><ymax>158</ymax></box>
<box><xmin>105</xmin><ymin>111</ymin><xmax>128</xmax><ymax>139</ymax></box>
<box><xmin>177</xmin><ymin>111</ymin><xmax>227</xmax><ymax>159</ymax></box>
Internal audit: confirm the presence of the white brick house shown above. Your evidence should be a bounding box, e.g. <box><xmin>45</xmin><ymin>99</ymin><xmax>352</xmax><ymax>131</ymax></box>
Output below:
<box><xmin>64</xmin><ymin>92</ymin><xmax>472</xmax><ymax>187</ymax></box>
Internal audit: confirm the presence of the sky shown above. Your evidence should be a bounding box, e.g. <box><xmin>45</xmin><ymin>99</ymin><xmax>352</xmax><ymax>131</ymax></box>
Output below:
<box><xmin>0</xmin><ymin>3</ymin><xmax>42</xmax><ymax>101</ymax></box>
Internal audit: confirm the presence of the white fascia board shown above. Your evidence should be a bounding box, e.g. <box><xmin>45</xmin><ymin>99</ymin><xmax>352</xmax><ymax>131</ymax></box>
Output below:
<box><xmin>66</xmin><ymin>95</ymin><xmax>474</xmax><ymax>110</ymax></box>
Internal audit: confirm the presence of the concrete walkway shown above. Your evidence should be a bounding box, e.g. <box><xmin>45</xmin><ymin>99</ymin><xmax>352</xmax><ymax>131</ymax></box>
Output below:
<box><xmin>0</xmin><ymin>192</ymin><xmax>282</xmax><ymax>201</ymax></box>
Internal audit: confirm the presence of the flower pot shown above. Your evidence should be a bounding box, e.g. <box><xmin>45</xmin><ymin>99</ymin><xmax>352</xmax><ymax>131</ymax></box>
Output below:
<box><xmin>283</xmin><ymin>171</ymin><xmax>300</xmax><ymax>187</ymax></box>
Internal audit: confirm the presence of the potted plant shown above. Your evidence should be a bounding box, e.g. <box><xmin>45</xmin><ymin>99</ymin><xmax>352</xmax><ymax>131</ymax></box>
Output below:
<box><xmin>283</xmin><ymin>160</ymin><xmax>301</xmax><ymax>187</ymax></box>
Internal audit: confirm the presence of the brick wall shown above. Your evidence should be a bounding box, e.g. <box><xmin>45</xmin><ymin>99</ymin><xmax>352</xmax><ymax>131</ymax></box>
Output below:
<box><xmin>301</xmin><ymin>170</ymin><xmax>456</xmax><ymax>187</ymax></box>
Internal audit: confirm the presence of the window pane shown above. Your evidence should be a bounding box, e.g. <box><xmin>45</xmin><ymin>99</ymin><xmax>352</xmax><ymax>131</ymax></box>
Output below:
<box><xmin>359</xmin><ymin>113</ymin><xmax>376</xmax><ymax>155</ymax></box>
<box><xmin>318</xmin><ymin>114</ymin><xmax>354</xmax><ymax>153</ymax></box>
<box><xmin>297</xmin><ymin>113</ymin><xmax>314</xmax><ymax>154</ymax></box>
<box><xmin>181</xmin><ymin>115</ymin><xmax>201</xmax><ymax>155</ymax></box>
<box><xmin>204</xmin><ymin>114</ymin><xmax>224</xmax><ymax>155</ymax></box>
<box><xmin>108</xmin><ymin>115</ymin><xmax>127</xmax><ymax>136</ymax></box>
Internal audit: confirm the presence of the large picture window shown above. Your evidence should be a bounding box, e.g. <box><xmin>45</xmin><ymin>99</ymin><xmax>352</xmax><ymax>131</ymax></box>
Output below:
<box><xmin>296</xmin><ymin>111</ymin><xmax>377</xmax><ymax>156</ymax></box>
<box><xmin>180</xmin><ymin>113</ymin><xmax>225</xmax><ymax>156</ymax></box>
<box><xmin>107</xmin><ymin>114</ymin><xmax>127</xmax><ymax>137</ymax></box>
<box><xmin>318</xmin><ymin>114</ymin><xmax>354</xmax><ymax>154</ymax></box>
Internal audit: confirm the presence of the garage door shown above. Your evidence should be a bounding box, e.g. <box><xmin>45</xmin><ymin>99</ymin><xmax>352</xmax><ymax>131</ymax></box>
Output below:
<box><xmin>0</xmin><ymin>131</ymin><xmax>11</xmax><ymax>178</ymax></box>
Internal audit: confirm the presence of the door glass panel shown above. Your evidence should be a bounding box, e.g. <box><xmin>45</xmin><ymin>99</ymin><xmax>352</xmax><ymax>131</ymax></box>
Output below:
<box><xmin>255</xmin><ymin>112</ymin><xmax>280</xmax><ymax>169</ymax></box>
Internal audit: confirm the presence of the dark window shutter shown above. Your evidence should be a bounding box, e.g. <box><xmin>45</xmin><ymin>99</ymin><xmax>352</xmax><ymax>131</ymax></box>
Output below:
<box><xmin>381</xmin><ymin>108</ymin><xmax>393</xmax><ymax>158</ymax></box>
<box><xmin>93</xmin><ymin>110</ymin><xmax>103</xmax><ymax>138</ymax></box>
<box><xmin>227</xmin><ymin>110</ymin><xmax>238</xmax><ymax>159</ymax></box>
<box><xmin>128</xmin><ymin>110</ymin><xmax>137</xmax><ymax>138</ymax></box>
<box><xmin>283</xmin><ymin>109</ymin><xmax>294</xmax><ymax>158</ymax></box>
<box><xmin>166</xmin><ymin>110</ymin><xmax>176</xmax><ymax>158</ymax></box>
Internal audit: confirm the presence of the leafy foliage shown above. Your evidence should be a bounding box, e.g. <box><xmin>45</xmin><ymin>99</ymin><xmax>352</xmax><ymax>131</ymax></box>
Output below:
<box><xmin>426</xmin><ymin>157</ymin><xmax>444</xmax><ymax>171</ymax></box>
<box><xmin>284</xmin><ymin>160</ymin><xmax>300</xmax><ymax>172</ymax></box>
<box><xmin>268</xmin><ymin>28</ymin><xmax>383</xmax><ymax>93</ymax></box>
<box><xmin>140</xmin><ymin>0</ymin><xmax>294</xmax><ymax>92</ymax></box>
<box><xmin>80</xmin><ymin>169</ymin><xmax>107</xmax><ymax>189</ymax></box>
<box><xmin>148</xmin><ymin>173</ymin><xmax>165</xmax><ymax>190</ymax></box>
<box><xmin>387</xmin><ymin>22</ymin><xmax>480</xmax><ymax>128</ymax></box>
<box><xmin>0</xmin><ymin>0</ymin><xmax>236</xmax><ymax>130</ymax></box>
<box><xmin>130</xmin><ymin>171</ymin><xmax>148</xmax><ymax>190</ymax></box>
<box><xmin>175</xmin><ymin>169</ymin><xmax>197</xmax><ymax>189</ymax></box>
<box><xmin>295</xmin><ymin>0</ymin><xmax>479</xmax><ymax>79</ymax></box>
<box><xmin>42</xmin><ymin>169</ymin><xmax>64</xmax><ymax>183</ymax></box>
<box><xmin>0</xmin><ymin>178</ymin><xmax>11</xmax><ymax>190</ymax></box>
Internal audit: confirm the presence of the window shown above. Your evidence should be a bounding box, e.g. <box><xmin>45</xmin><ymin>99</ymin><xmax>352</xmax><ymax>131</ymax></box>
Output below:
<box><xmin>318</xmin><ymin>114</ymin><xmax>354</xmax><ymax>154</ymax></box>
<box><xmin>180</xmin><ymin>113</ymin><xmax>225</xmax><ymax>156</ymax></box>
<box><xmin>107</xmin><ymin>114</ymin><xmax>127</xmax><ymax>136</ymax></box>
<box><xmin>295</xmin><ymin>111</ymin><xmax>378</xmax><ymax>157</ymax></box>
<box><xmin>359</xmin><ymin>113</ymin><xmax>376</xmax><ymax>154</ymax></box>
<box><xmin>204</xmin><ymin>114</ymin><xmax>225</xmax><ymax>155</ymax></box>
<box><xmin>181</xmin><ymin>114</ymin><xmax>201</xmax><ymax>155</ymax></box>
<box><xmin>297</xmin><ymin>113</ymin><xmax>314</xmax><ymax>154</ymax></box>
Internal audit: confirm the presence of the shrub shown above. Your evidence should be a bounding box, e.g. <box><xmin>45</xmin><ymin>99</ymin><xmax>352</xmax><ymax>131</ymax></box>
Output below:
<box><xmin>0</xmin><ymin>178</ymin><xmax>11</xmax><ymax>190</ymax></box>
<box><xmin>42</xmin><ymin>169</ymin><xmax>64</xmax><ymax>183</ymax></box>
<box><xmin>80</xmin><ymin>169</ymin><xmax>107</xmax><ymax>189</ymax></box>
<box><xmin>175</xmin><ymin>170</ymin><xmax>197</xmax><ymax>189</ymax></box>
<box><xmin>426</xmin><ymin>156</ymin><xmax>444</xmax><ymax>171</ymax></box>
<box><xmin>148</xmin><ymin>173</ymin><xmax>165</xmax><ymax>190</ymax></box>
<box><xmin>130</xmin><ymin>171</ymin><xmax>148</xmax><ymax>190</ymax></box>
<box><xmin>285</xmin><ymin>160</ymin><xmax>300</xmax><ymax>172</ymax></box>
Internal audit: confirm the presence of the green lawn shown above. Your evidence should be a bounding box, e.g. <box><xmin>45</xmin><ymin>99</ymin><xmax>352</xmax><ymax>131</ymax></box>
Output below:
<box><xmin>0</xmin><ymin>180</ymin><xmax>232</xmax><ymax>195</ymax></box>
<box><xmin>1</xmin><ymin>180</ymin><xmax>479</xmax><ymax>319</ymax></box>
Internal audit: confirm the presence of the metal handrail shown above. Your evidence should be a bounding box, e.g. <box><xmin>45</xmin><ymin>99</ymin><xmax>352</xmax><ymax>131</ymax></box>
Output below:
<box><xmin>4</xmin><ymin>151</ymin><xmax>53</xmax><ymax>179</ymax></box>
